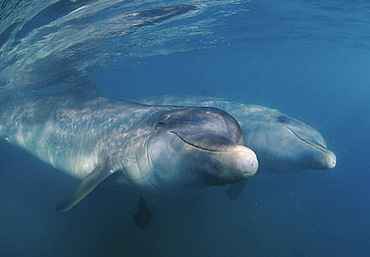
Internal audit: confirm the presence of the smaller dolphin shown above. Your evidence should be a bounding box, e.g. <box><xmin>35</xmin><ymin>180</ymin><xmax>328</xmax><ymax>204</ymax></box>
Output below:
<box><xmin>0</xmin><ymin>91</ymin><xmax>258</xmax><ymax>228</ymax></box>
<box><xmin>135</xmin><ymin>95</ymin><xmax>337</xmax><ymax>199</ymax></box>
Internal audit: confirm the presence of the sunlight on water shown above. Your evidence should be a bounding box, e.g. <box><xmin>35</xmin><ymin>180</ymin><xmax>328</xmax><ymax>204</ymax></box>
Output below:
<box><xmin>0</xmin><ymin>0</ymin><xmax>246</xmax><ymax>91</ymax></box>
<box><xmin>2</xmin><ymin>0</ymin><xmax>368</xmax><ymax>92</ymax></box>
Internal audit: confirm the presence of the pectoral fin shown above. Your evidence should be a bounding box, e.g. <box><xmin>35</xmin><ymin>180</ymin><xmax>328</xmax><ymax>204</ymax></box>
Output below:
<box><xmin>56</xmin><ymin>159</ymin><xmax>116</xmax><ymax>212</ymax></box>
<box><xmin>133</xmin><ymin>197</ymin><xmax>157</xmax><ymax>229</ymax></box>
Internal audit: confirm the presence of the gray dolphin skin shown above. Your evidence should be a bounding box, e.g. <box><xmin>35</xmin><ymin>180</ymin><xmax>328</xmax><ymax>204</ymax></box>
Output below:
<box><xmin>136</xmin><ymin>95</ymin><xmax>336</xmax><ymax>173</ymax></box>
<box><xmin>0</xmin><ymin>92</ymin><xmax>258</xmax><ymax>228</ymax></box>
<box><xmin>136</xmin><ymin>95</ymin><xmax>337</xmax><ymax>199</ymax></box>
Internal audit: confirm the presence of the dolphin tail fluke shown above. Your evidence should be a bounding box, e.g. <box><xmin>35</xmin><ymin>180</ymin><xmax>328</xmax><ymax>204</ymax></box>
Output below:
<box><xmin>56</xmin><ymin>158</ymin><xmax>117</xmax><ymax>212</ymax></box>
<box><xmin>226</xmin><ymin>181</ymin><xmax>247</xmax><ymax>200</ymax></box>
<box><xmin>133</xmin><ymin>197</ymin><xmax>157</xmax><ymax>229</ymax></box>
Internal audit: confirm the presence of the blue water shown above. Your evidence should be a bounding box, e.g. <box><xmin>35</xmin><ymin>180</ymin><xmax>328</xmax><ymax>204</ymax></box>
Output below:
<box><xmin>1</xmin><ymin>0</ymin><xmax>369</xmax><ymax>256</ymax></box>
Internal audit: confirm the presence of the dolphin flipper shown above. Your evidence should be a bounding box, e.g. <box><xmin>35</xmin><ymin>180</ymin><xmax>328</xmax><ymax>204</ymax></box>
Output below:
<box><xmin>133</xmin><ymin>197</ymin><xmax>157</xmax><ymax>229</ymax></box>
<box><xmin>56</xmin><ymin>159</ymin><xmax>116</xmax><ymax>212</ymax></box>
<box><xmin>226</xmin><ymin>181</ymin><xmax>247</xmax><ymax>200</ymax></box>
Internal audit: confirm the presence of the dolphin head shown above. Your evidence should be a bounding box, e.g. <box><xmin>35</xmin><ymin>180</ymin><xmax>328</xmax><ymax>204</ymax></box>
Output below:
<box><xmin>144</xmin><ymin>107</ymin><xmax>258</xmax><ymax>194</ymax></box>
<box><xmin>243</xmin><ymin>109</ymin><xmax>336</xmax><ymax>174</ymax></box>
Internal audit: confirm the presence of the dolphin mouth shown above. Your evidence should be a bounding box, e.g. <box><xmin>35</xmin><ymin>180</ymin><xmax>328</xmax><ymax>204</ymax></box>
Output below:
<box><xmin>170</xmin><ymin>131</ymin><xmax>259</xmax><ymax>181</ymax></box>
<box><xmin>286</xmin><ymin>127</ymin><xmax>330</xmax><ymax>153</ymax></box>
<box><xmin>286</xmin><ymin>127</ymin><xmax>336</xmax><ymax>169</ymax></box>
<box><xmin>170</xmin><ymin>131</ymin><xmax>235</xmax><ymax>152</ymax></box>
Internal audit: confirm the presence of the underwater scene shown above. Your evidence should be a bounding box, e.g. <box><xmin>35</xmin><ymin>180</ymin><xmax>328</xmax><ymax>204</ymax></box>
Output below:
<box><xmin>0</xmin><ymin>0</ymin><xmax>369</xmax><ymax>256</ymax></box>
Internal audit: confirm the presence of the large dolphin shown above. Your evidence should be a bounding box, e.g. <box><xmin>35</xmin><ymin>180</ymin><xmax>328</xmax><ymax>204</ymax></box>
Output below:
<box><xmin>135</xmin><ymin>95</ymin><xmax>337</xmax><ymax>199</ymax></box>
<box><xmin>0</xmin><ymin>91</ymin><xmax>258</xmax><ymax>229</ymax></box>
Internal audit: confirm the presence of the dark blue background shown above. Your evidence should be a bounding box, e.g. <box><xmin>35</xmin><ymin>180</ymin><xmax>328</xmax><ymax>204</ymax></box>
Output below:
<box><xmin>1</xmin><ymin>0</ymin><xmax>369</xmax><ymax>256</ymax></box>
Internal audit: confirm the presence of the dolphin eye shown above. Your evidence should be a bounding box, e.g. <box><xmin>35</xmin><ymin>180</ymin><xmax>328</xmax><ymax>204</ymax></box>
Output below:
<box><xmin>277</xmin><ymin>115</ymin><xmax>288</xmax><ymax>123</ymax></box>
<box><xmin>155</xmin><ymin>114</ymin><xmax>170</xmax><ymax>130</ymax></box>
<box><xmin>156</xmin><ymin>120</ymin><xmax>165</xmax><ymax>129</ymax></box>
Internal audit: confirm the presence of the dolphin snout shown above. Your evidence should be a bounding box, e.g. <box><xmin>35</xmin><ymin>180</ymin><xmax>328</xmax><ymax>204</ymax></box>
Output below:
<box><xmin>309</xmin><ymin>148</ymin><xmax>337</xmax><ymax>170</ymax></box>
<box><xmin>210</xmin><ymin>145</ymin><xmax>258</xmax><ymax>185</ymax></box>
<box><xmin>324</xmin><ymin>150</ymin><xmax>337</xmax><ymax>169</ymax></box>
<box><xmin>231</xmin><ymin>145</ymin><xmax>259</xmax><ymax>178</ymax></box>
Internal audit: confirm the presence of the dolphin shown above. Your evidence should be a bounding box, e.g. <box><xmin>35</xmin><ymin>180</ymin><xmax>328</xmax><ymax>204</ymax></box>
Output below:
<box><xmin>0</xmin><ymin>91</ymin><xmax>258</xmax><ymax>228</ymax></box>
<box><xmin>135</xmin><ymin>95</ymin><xmax>337</xmax><ymax>199</ymax></box>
